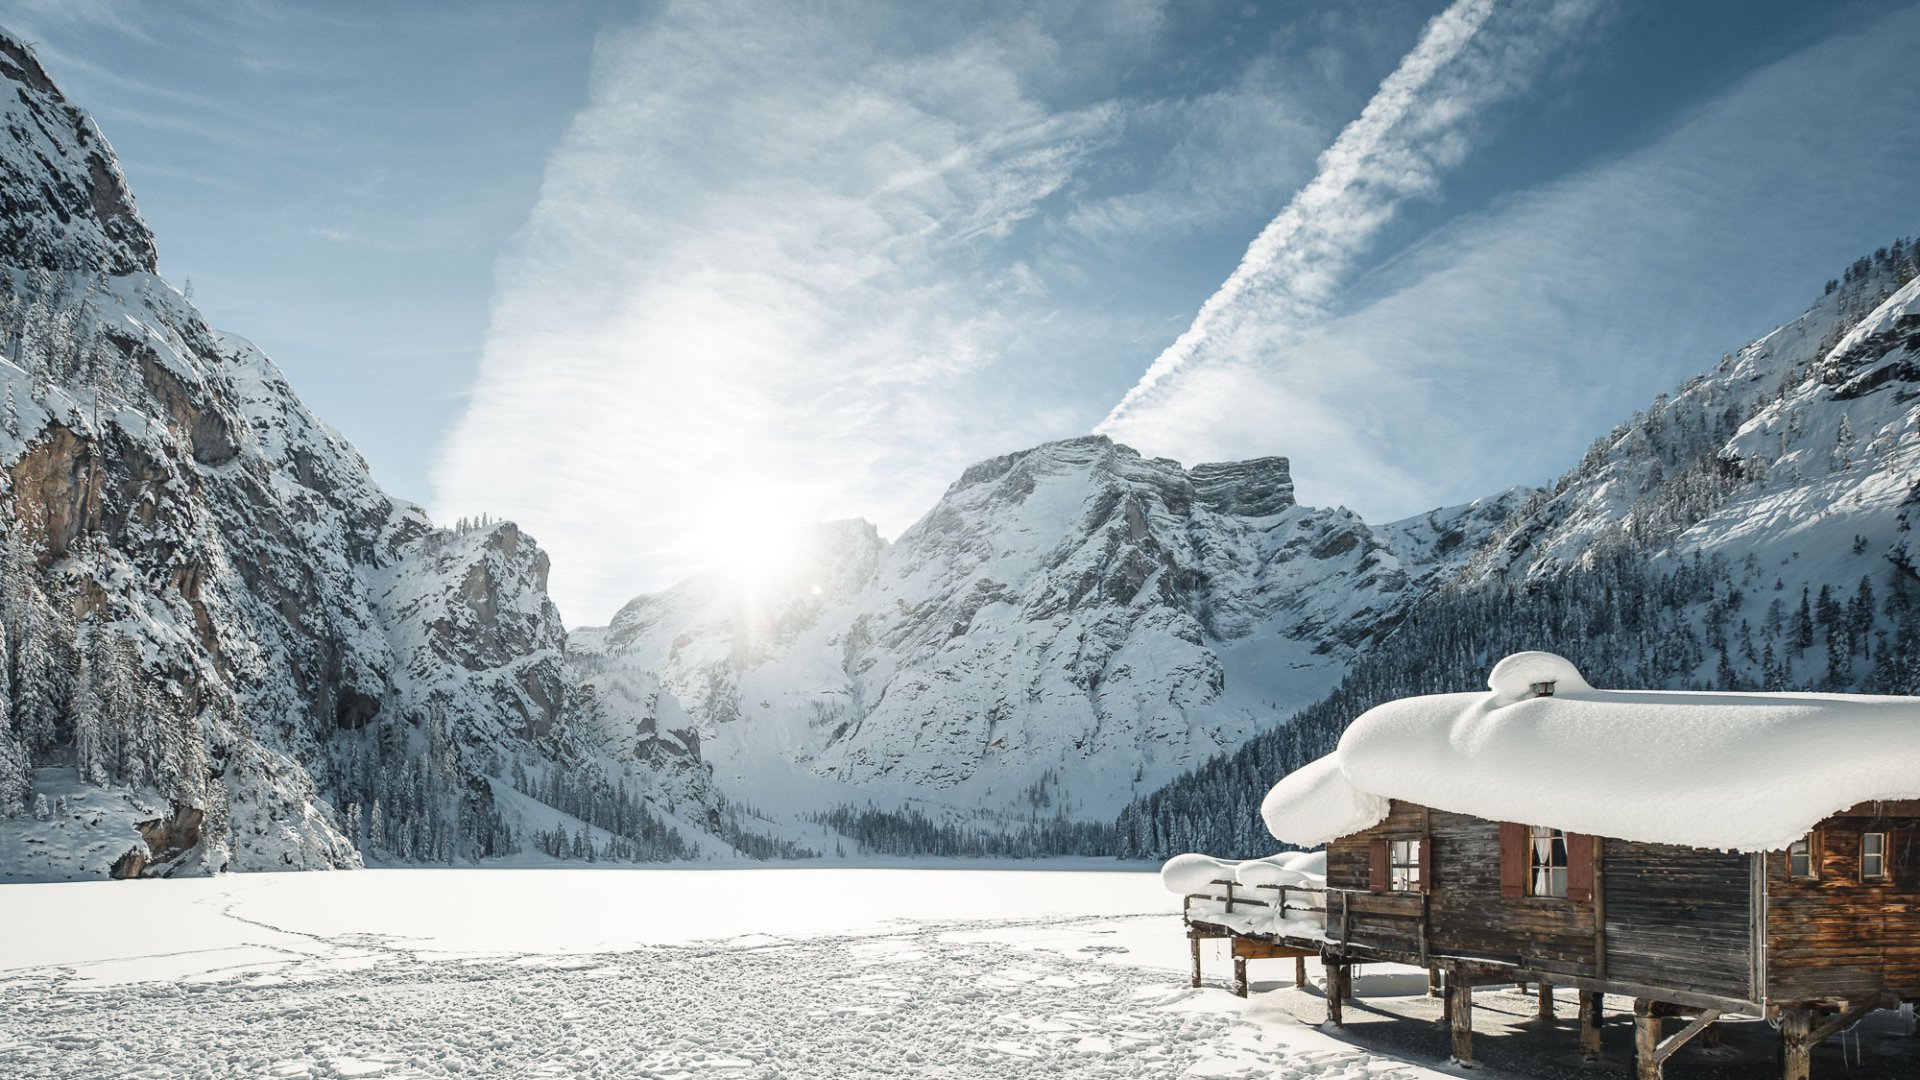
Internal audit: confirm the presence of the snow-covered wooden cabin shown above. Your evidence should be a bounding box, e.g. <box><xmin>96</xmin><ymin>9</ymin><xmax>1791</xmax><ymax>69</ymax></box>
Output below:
<box><xmin>1186</xmin><ymin>652</ymin><xmax>1920</xmax><ymax>1080</ymax></box>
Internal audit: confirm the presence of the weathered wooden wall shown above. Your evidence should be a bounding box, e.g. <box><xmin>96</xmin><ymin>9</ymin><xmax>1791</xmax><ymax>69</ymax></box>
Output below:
<box><xmin>1602</xmin><ymin>839</ymin><xmax>1751</xmax><ymax>1000</ymax></box>
<box><xmin>1766</xmin><ymin>800</ymin><xmax>1920</xmax><ymax>1005</ymax></box>
<box><xmin>1326</xmin><ymin>798</ymin><xmax>1920</xmax><ymax>1010</ymax></box>
<box><xmin>1328</xmin><ymin>801</ymin><xmax>1599</xmax><ymax>977</ymax></box>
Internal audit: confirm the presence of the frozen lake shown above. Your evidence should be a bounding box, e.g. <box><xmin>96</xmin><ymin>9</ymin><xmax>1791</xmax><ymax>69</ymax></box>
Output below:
<box><xmin>0</xmin><ymin>865</ymin><xmax>1450</xmax><ymax>1079</ymax></box>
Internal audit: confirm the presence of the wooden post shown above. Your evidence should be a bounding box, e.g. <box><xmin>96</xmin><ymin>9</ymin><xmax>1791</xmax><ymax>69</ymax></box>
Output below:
<box><xmin>1634</xmin><ymin>999</ymin><xmax>1662</xmax><ymax>1080</ymax></box>
<box><xmin>1449</xmin><ymin>972</ymin><xmax>1475</xmax><ymax>1065</ymax></box>
<box><xmin>1346</xmin><ymin>963</ymin><xmax>1358</xmax><ymax>1002</ymax></box>
<box><xmin>1189</xmin><ymin>933</ymin><xmax>1203</xmax><ymax>989</ymax></box>
<box><xmin>1578</xmin><ymin>990</ymin><xmax>1603</xmax><ymax>1060</ymax></box>
<box><xmin>1233</xmin><ymin>953</ymin><xmax>1249</xmax><ymax>998</ymax></box>
<box><xmin>1428</xmin><ymin>967</ymin><xmax>1444</xmax><ymax>998</ymax></box>
<box><xmin>1327</xmin><ymin>962</ymin><xmax>1347</xmax><ymax>1026</ymax></box>
<box><xmin>1781</xmin><ymin>1007</ymin><xmax>1813</xmax><ymax>1080</ymax></box>
<box><xmin>1701</xmin><ymin>1021</ymin><xmax>1721</xmax><ymax>1049</ymax></box>
<box><xmin>1295</xmin><ymin>955</ymin><xmax>1307</xmax><ymax>988</ymax></box>
<box><xmin>1537</xmin><ymin>981</ymin><xmax>1554</xmax><ymax>1020</ymax></box>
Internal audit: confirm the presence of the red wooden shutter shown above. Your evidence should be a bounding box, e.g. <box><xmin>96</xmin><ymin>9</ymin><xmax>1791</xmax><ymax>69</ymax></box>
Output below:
<box><xmin>1566</xmin><ymin>833</ymin><xmax>1595</xmax><ymax>902</ymax></box>
<box><xmin>1369</xmin><ymin>839</ymin><xmax>1389</xmax><ymax>893</ymax></box>
<box><xmin>1419</xmin><ymin>837</ymin><xmax>1433</xmax><ymax>894</ymax></box>
<box><xmin>1499</xmin><ymin>822</ymin><xmax>1527</xmax><ymax>898</ymax></box>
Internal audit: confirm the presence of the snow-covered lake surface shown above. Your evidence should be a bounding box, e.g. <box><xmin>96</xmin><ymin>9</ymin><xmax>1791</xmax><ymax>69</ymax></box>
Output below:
<box><xmin>0</xmin><ymin>865</ymin><xmax>1457</xmax><ymax>1079</ymax></box>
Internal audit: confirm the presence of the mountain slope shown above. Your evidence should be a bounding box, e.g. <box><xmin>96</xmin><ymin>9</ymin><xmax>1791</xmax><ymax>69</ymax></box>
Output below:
<box><xmin>1119</xmin><ymin>245</ymin><xmax>1920</xmax><ymax>859</ymax></box>
<box><xmin>0</xmin><ymin>31</ymin><xmax>700</xmax><ymax>879</ymax></box>
<box><xmin>577</xmin><ymin>436</ymin><xmax>1523</xmax><ymax>837</ymax></box>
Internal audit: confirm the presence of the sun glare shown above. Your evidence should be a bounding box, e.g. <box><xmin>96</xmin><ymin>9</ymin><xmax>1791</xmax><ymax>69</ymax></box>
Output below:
<box><xmin>691</xmin><ymin>481</ymin><xmax>805</xmax><ymax>590</ymax></box>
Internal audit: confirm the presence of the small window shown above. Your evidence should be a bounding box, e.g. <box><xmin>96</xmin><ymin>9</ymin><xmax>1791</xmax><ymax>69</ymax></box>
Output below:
<box><xmin>1787</xmin><ymin>837</ymin><xmax>1814</xmax><ymax>880</ymax></box>
<box><xmin>1389</xmin><ymin>839</ymin><xmax>1422</xmax><ymax>892</ymax></box>
<box><xmin>1863</xmin><ymin>832</ymin><xmax>1889</xmax><ymax>881</ymax></box>
<box><xmin>1529</xmin><ymin>826</ymin><xmax>1569</xmax><ymax>898</ymax></box>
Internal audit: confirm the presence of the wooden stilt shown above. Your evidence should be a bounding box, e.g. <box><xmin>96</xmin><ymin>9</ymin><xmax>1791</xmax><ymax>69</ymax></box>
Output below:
<box><xmin>1578</xmin><ymin>990</ymin><xmax>1603</xmax><ymax>1060</ymax></box>
<box><xmin>1327</xmin><ymin>962</ymin><xmax>1347</xmax><ymax>1026</ymax></box>
<box><xmin>1295</xmin><ymin>955</ymin><xmax>1307</xmax><ymax>989</ymax></box>
<box><xmin>1189</xmin><ymin>933</ymin><xmax>1202</xmax><ymax>990</ymax></box>
<box><xmin>1346</xmin><ymin>963</ymin><xmax>1358</xmax><ymax>1002</ymax></box>
<box><xmin>1428</xmin><ymin>967</ymin><xmax>1443</xmax><ymax>998</ymax></box>
<box><xmin>1634</xmin><ymin>999</ymin><xmax>1662</xmax><ymax>1080</ymax></box>
<box><xmin>1702</xmin><ymin>1021</ymin><xmax>1722</xmax><ymax>1049</ymax></box>
<box><xmin>1233</xmin><ymin>953</ymin><xmax>1249</xmax><ymax>998</ymax></box>
<box><xmin>1781</xmin><ymin>1008</ymin><xmax>1813</xmax><ymax>1080</ymax></box>
<box><xmin>1449</xmin><ymin>972</ymin><xmax>1475</xmax><ymax>1065</ymax></box>
<box><xmin>1537</xmin><ymin>981</ymin><xmax>1554</xmax><ymax>1020</ymax></box>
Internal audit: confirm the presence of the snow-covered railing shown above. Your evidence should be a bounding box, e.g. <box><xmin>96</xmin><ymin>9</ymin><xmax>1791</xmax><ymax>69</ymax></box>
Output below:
<box><xmin>1163</xmin><ymin>853</ymin><xmax>1333</xmax><ymax>942</ymax></box>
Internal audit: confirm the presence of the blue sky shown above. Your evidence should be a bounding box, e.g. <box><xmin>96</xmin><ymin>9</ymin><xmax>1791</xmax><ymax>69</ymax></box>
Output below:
<box><xmin>3</xmin><ymin>0</ymin><xmax>1917</xmax><ymax>624</ymax></box>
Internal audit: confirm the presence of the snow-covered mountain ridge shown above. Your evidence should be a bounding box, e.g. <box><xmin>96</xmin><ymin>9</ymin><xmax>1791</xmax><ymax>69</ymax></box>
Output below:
<box><xmin>4</xmin><ymin>27</ymin><xmax>1914</xmax><ymax>871</ymax></box>
<box><xmin>1120</xmin><ymin>246</ymin><xmax>1920</xmax><ymax>859</ymax></box>
<box><xmin>575</xmin><ymin>435</ymin><xmax>1523</xmax><ymax>838</ymax></box>
<box><xmin>0</xmin><ymin>30</ymin><xmax>707</xmax><ymax>879</ymax></box>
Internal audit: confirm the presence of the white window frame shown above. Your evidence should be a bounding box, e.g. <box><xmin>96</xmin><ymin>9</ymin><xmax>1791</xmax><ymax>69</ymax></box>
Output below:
<box><xmin>1862</xmin><ymin>831</ymin><xmax>1889</xmax><ymax>881</ymax></box>
<box><xmin>1787</xmin><ymin>837</ymin><xmax>1814</xmax><ymax>880</ymax></box>
<box><xmin>1389</xmin><ymin>839</ymin><xmax>1421</xmax><ymax>892</ymax></box>
<box><xmin>1528</xmin><ymin>826</ymin><xmax>1569</xmax><ymax>898</ymax></box>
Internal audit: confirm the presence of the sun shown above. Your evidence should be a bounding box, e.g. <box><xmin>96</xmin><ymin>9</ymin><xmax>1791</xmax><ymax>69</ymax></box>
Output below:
<box><xmin>690</xmin><ymin>481</ymin><xmax>805</xmax><ymax>590</ymax></box>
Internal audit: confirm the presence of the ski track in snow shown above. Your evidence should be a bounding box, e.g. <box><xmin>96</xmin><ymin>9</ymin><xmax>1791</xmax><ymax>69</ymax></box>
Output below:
<box><xmin>0</xmin><ymin>912</ymin><xmax>1424</xmax><ymax>1080</ymax></box>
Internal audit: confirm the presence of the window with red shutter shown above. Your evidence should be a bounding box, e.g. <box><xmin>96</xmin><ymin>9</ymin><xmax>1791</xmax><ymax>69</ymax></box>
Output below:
<box><xmin>1369</xmin><ymin>839</ymin><xmax>1389</xmax><ymax>893</ymax></box>
<box><xmin>1499</xmin><ymin>822</ymin><xmax>1527</xmax><ymax>898</ymax></box>
<box><xmin>1418</xmin><ymin>836</ymin><xmax>1432</xmax><ymax>893</ymax></box>
<box><xmin>1566</xmin><ymin>833</ymin><xmax>1595</xmax><ymax>901</ymax></box>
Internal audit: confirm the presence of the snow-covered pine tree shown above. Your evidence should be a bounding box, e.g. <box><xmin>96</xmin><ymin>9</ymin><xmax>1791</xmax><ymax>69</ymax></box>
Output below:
<box><xmin>0</xmin><ymin>617</ymin><xmax>27</xmax><ymax>816</ymax></box>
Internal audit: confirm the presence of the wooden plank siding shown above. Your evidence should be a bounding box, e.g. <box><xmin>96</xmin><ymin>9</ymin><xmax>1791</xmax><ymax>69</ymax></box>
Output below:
<box><xmin>1765</xmin><ymin>800</ymin><xmax>1920</xmax><ymax>1005</ymax></box>
<box><xmin>1426</xmin><ymin>808</ymin><xmax>1597</xmax><ymax>976</ymax></box>
<box><xmin>1326</xmin><ymin>801</ymin><xmax>1598</xmax><ymax>977</ymax></box>
<box><xmin>1316</xmin><ymin>798</ymin><xmax>1920</xmax><ymax>1011</ymax></box>
<box><xmin>1602</xmin><ymin>840</ymin><xmax>1752</xmax><ymax>1001</ymax></box>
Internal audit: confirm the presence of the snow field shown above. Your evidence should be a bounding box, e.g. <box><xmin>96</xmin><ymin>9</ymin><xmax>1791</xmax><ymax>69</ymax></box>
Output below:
<box><xmin>0</xmin><ymin>867</ymin><xmax>1459</xmax><ymax>1079</ymax></box>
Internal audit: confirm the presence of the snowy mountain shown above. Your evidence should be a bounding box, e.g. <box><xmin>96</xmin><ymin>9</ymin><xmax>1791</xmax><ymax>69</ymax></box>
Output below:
<box><xmin>5</xmin><ymin>23</ymin><xmax>1913</xmax><ymax>873</ymax></box>
<box><xmin>1120</xmin><ymin>247</ymin><xmax>1920</xmax><ymax>859</ymax></box>
<box><xmin>576</xmin><ymin>437</ymin><xmax>1522</xmax><ymax>844</ymax></box>
<box><xmin>0</xmin><ymin>31</ymin><xmax>701</xmax><ymax>879</ymax></box>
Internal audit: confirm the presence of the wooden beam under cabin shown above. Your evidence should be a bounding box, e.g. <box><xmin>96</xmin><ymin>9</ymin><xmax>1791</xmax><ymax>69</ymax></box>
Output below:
<box><xmin>1652</xmin><ymin>1009</ymin><xmax>1722</xmax><ymax>1065</ymax></box>
<box><xmin>1781</xmin><ymin>1007</ymin><xmax>1813</xmax><ymax>1080</ymax></box>
<box><xmin>1449</xmin><ymin>971</ymin><xmax>1475</xmax><ymax>1065</ymax></box>
<box><xmin>1633</xmin><ymin>999</ymin><xmax>1661</xmax><ymax>1080</ymax></box>
<box><xmin>1578</xmin><ymin>990</ymin><xmax>1603</xmax><ymax>1060</ymax></box>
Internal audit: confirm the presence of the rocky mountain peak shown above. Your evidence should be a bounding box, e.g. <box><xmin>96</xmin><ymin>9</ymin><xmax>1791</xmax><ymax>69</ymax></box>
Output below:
<box><xmin>0</xmin><ymin>29</ymin><xmax>157</xmax><ymax>275</ymax></box>
<box><xmin>1191</xmin><ymin>457</ymin><xmax>1293</xmax><ymax>516</ymax></box>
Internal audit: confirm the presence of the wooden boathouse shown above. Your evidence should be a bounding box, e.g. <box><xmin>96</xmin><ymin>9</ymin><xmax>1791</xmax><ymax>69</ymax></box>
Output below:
<box><xmin>1179</xmin><ymin>652</ymin><xmax>1920</xmax><ymax>1080</ymax></box>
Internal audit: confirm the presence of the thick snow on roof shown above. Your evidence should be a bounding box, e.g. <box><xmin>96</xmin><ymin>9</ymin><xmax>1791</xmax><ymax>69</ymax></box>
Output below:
<box><xmin>1262</xmin><ymin>652</ymin><xmax>1920</xmax><ymax>852</ymax></box>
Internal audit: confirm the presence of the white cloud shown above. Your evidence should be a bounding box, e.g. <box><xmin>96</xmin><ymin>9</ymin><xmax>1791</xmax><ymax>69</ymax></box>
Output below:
<box><xmin>1099</xmin><ymin>0</ymin><xmax>1920</xmax><ymax>522</ymax></box>
<box><xmin>433</xmin><ymin>1</ymin><xmax>1145</xmax><ymax>623</ymax></box>
<box><xmin>1097</xmin><ymin>0</ymin><xmax>1603</xmax><ymax>447</ymax></box>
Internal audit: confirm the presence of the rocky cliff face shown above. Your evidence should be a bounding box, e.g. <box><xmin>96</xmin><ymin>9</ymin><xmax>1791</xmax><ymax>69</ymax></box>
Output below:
<box><xmin>577</xmin><ymin>436</ymin><xmax>1515</xmax><ymax>830</ymax></box>
<box><xmin>0</xmin><ymin>30</ymin><xmax>683</xmax><ymax>879</ymax></box>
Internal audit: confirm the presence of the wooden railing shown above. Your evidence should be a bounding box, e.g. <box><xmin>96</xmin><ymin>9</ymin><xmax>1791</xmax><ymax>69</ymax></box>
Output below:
<box><xmin>1183</xmin><ymin>878</ymin><xmax>1369</xmax><ymax>944</ymax></box>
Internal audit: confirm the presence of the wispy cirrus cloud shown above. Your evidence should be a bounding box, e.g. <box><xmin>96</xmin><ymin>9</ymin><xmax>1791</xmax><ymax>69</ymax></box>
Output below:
<box><xmin>1098</xmin><ymin>0</ymin><xmax>1604</xmax><ymax>463</ymax></box>
<box><xmin>1098</xmin><ymin>0</ymin><xmax>1920</xmax><ymax>521</ymax></box>
<box><xmin>433</xmin><ymin>0</ymin><xmax>1168</xmax><ymax>622</ymax></box>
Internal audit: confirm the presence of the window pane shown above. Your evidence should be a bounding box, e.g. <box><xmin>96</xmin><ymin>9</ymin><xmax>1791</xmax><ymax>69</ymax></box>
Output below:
<box><xmin>1864</xmin><ymin>833</ymin><xmax>1887</xmax><ymax>879</ymax></box>
<box><xmin>1789</xmin><ymin>839</ymin><xmax>1811</xmax><ymax>878</ymax></box>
